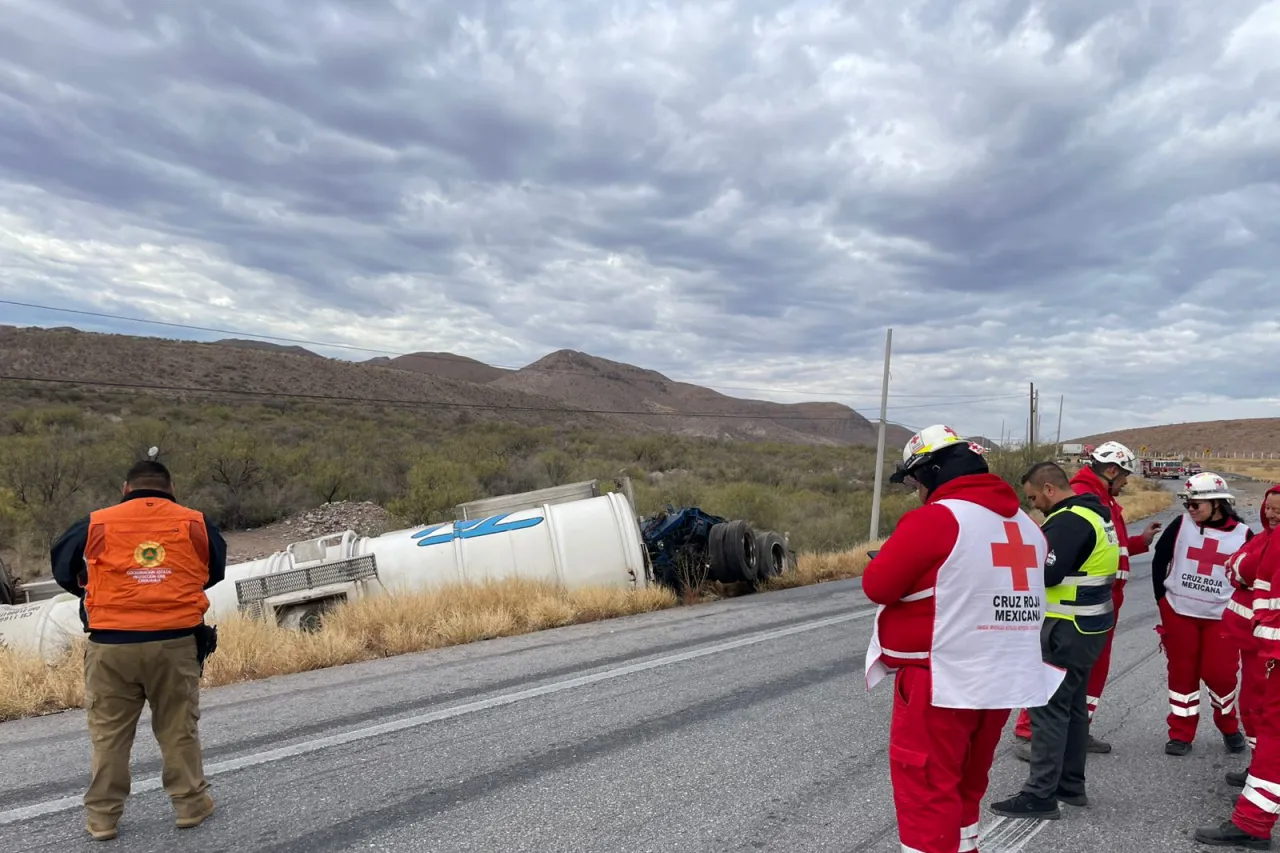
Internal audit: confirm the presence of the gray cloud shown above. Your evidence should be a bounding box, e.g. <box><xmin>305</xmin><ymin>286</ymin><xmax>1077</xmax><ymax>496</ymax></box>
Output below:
<box><xmin>1</xmin><ymin>0</ymin><xmax>1279</xmax><ymax>443</ymax></box>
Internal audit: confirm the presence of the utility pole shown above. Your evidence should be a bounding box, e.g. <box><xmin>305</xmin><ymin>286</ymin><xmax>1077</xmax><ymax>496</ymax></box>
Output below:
<box><xmin>870</xmin><ymin>328</ymin><xmax>893</xmax><ymax>540</ymax></box>
<box><xmin>1029</xmin><ymin>382</ymin><xmax>1036</xmax><ymax>449</ymax></box>
<box><xmin>1056</xmin><ymin>394</ymin><xmax>1064</xmax><ymax>445</ymax></box>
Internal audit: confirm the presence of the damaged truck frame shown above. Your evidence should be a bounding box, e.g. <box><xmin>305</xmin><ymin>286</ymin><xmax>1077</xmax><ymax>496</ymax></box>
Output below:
<box><xmin>0</xmin><ymin>477</ymin><xmax>794</xmax><ymax>661</ymax></box>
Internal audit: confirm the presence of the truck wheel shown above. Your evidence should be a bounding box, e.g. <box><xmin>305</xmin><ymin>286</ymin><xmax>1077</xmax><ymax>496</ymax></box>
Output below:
<box><xmin>755</xmin><ymin>531</ymin><xmax>787</xmax><ymax>580</ymax></box>
<box><xmin>722</xmin><ymin>519</ymin><xmax>758</xmax><ymax>583</ymax></box>
<box><xmin>707</xmin><ymin>523</ymin><xmax>734</xmax><ymax>583</ymax></box>
<box><xmin>0</xmin><ymin>557</ymin><xmax>15</xmax><ymax>606</ymax></box>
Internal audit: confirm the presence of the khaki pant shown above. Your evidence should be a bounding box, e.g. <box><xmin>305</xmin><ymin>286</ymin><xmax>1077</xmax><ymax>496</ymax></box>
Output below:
<box><xmin>83</xmin><ymin>636</ymin><xmax>211</xmax><ymax>825</ymax></box>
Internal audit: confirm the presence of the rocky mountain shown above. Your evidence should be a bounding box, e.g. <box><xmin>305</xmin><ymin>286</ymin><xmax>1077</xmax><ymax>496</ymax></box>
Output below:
<box><xmin>0</xmin><ymin>326</ymin><xmax>906</xmax><ymax>447</ymax></box>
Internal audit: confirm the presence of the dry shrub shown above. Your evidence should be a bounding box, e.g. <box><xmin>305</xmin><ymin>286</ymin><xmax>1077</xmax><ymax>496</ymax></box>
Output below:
<box><xmin>0</xmin><ymin>579</ymin><xmax>678</xmax><ymax>721</ymax></box>
<box><xmin>764</xmin><ymin>538</ymin><xmax>885</xmax><ymax>589</ymax></box>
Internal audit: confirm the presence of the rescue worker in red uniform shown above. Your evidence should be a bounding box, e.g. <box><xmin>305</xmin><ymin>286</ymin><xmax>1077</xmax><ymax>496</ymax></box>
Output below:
<box><xmin>1220</xmin><ymin>484</ymin><xmax>1280</xmax><ymax>785</ymax></box>
<box><xmin>1194</xmin><ymin>483</ymin><xmax>1280</xmax><ymax>849</ymax></box>
<box><xmin>1013</xmin><ymin>440</ymin><xmax>1161</xmax><ymax>758</ymax></box>
<box><xmin>1153</xmin><ymin>472</ymin><xmax>1254</xmax><ymax>755</ymax></box>
<box><xmin>864</xmin><ymin>425</ymin><xmax>1064</xmax><ymax>853</ymax></box>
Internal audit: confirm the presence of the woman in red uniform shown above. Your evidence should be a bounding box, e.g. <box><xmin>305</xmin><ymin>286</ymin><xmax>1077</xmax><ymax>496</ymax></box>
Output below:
<box><xmin>1194</xmin><ymin>484</ymin><xmax>1280</xmax><ymax>848</ymax></box>
<box><xmin>1221</xmin><ymin>485</ymin><xmax>1280</xmax><ymax>784</ymax></box>
<box><xmin>1151</xmin><ymin>472</ymin><xmax>1254</xmax><ymax>756</ymax></box>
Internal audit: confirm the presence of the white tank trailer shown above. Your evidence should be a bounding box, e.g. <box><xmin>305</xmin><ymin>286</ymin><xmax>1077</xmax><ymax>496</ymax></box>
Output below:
<box><xmin>0</xmin><ymin>484</ymin><xmax>790</xmax><ymax>664</ymax></box>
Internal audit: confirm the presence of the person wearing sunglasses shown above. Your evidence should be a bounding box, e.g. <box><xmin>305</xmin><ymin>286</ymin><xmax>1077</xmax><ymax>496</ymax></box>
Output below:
<box><xmin>1152</xmin><ymin>472</ymin><xmax>1255</xmax><ymax>758</ymax></box>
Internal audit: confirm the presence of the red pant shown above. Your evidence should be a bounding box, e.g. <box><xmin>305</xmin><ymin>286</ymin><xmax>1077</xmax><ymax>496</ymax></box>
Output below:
<box><xmin>1157</xmin><ymin>597</ymin><xmax>1241</xmax><ymax>741</ymax></box>
<box><xmin>1015</xmin><ymin>582</ymin><xmax>1122</xmax><ymax>738</ymax></box>
<box><xmin>889</xmin><ymin>666</ymin><xmax>1010</xmax><ymax>853</ymax></box>
<box><xmin>1241</xmin><ymin>648</ymin><xmax>1267</xmax><ymax>750</ymax></box>
<box><xmin>1232</xmin><ymin>658</ymin><xmax>1280</xmax><ymax>838</ymax></box>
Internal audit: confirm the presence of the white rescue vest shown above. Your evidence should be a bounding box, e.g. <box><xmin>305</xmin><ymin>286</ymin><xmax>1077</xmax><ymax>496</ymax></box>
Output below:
<box><xmin>1163</xmin><ymin>513</ymin><xmax>1251</xmax><ymax>619</ymax></box>
<box><xmin>864</xmin><ymin>499</ymin><xmax>1066</xmax><ymax>709</ymax></box>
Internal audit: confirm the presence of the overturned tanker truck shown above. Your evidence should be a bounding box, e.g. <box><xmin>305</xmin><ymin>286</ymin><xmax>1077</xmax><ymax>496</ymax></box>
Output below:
<box><xmin>0</xmin><ymin>478</ymin><xmax>792</xmax><ymax>663</ymax></box>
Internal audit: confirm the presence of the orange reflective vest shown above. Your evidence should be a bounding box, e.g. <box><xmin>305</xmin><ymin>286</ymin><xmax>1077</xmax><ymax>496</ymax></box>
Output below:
<box><xmin>82</xmin><ymin>495</ymin><xmax>213</xmax><ymax>632</ymax></box>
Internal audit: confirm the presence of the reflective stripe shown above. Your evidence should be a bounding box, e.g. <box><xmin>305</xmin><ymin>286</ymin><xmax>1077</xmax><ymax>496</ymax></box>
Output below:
<box><xmin>1256</xmin><ymin>625</ymin><xmax>1280</xmax><ymax>640</ymax></box>
<box><xmin>1209</xmin><ymin>686</ymin><xmax>1239</xmax><ymax>715</ymax></box>
<box><xmin>900</xmin><ymin>588</ymin><xmax>934</xmax><ymax>602</ymax></box>
<box><xmin>959</xmin><ymin>821</ymin><xmax>979</xmax><ymax>851</ymax></box>
<box><xmin>1057</xmin><ymin>574</ymin><xmax>1112</xmax><ymax>587</ymax></box>
<box><xmin>1047</xmin><ymin>601</ymin><xmax>1113</xmax><ymax>616</ymax></box>
<box><xmin>1255</xmin><ymin>597</ymin><xmax>1280</xmax><ymax>611</ymax></box>
<box><xmin>902</xmin><ymin>845</ymin><xmax>928</xmax><ymax>853</ymax></box>
<box><xmin>1119</xmin><ymin>545</ymin><xmax>1130</xmax><ymax>557</ymax></box>
<box><xmin>1258</xmin><ymin>580</ymin><xmax>1273</xmax><ymax>592</ymax></box>
<box><xmin>881</xmin><ymin>647</ymin><xmax>930</xmax><ymax>660</ymax></box>
<box><xmin>1249</xmin><ymin>736</ymin><xmax>1259</xmax><ymax>749</ymax></box>
<box><xmin>1228</xmin><ymin>599</ymin><xmax>1254</xmax><ymax>620</ymax></box>
<box><xmin>1115</xmin><ymin>568</ymin><xmax>1131</xmax><ymax>580</ymax></box>
<box><xmin>1242</xmin><ymin>775</ymin><xmax>1280</xmax><ymax>815</ymax></box>
<box><xmin>1170</xmin><ymin>688</ymin><xmax>1200</xmax><ymax>716</ymax></box>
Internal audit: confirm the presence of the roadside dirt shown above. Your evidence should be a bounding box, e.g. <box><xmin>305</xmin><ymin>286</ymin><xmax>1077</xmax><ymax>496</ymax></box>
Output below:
<box><xmin>223</xmin><ymin>501</ymin><xmax>401</xmax><ymax>562</ymax></box>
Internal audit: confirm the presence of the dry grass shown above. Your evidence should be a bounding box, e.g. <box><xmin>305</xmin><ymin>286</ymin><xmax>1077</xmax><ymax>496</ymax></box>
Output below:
<box><xmin>0</xmin><ymin>482</ymin><xmax>1175</xmax><ymax>724</ymax></box>
<box><xmin>1211</xmin><ymin>458</ymin><xmax>1280</xmax><ymax>482</ymax></box>
<box><xmin>0</xmin><ymin>579</ymin><xmax>677</xmax><ymax>722</ymax></box>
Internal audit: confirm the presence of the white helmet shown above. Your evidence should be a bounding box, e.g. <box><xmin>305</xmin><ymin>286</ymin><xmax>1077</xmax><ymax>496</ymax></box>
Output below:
<box><xmin>889</xmin><ymin>424</ymin><xmax>977</xmax><ymax>484</ymax></box>
<box><xmin>1178</xmin><ymin>471</ymin><xmax>1235</xmax><ymax>503</ymax></box>
<box><xmin>1089</xmin><ymin>440</ymin><xmax>1137</xmax><ymax>475</ymax></box>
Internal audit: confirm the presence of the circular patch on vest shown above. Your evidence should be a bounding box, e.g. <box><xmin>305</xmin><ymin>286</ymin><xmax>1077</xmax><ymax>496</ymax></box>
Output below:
<box><xmin>134</xmin><ymin>541</ymin><xmax>165</xmax><ymax>567</ymax></box>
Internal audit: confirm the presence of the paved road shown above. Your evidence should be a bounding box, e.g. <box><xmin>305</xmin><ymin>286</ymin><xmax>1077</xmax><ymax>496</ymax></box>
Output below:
<box><xmin>0</xmin><ymin>489</ymin><xmax>1251</xmax><ymax>851</ymax></box>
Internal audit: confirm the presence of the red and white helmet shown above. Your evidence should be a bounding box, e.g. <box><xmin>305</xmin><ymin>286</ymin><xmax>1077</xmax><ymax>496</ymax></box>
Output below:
<box><xmin>890</xmin><ymin>424</ymin><xmax>972</xmax><ymax>484</ymax></box>
<box><xmin>1178</xmin><ymin>471</ymin><xmax>1234</xmax><ymax>503</ymax></box>
<box><xmin>1089</xmin><ymin>440</ymin><xmax>1137</xmax><ymax>474</ymax></box>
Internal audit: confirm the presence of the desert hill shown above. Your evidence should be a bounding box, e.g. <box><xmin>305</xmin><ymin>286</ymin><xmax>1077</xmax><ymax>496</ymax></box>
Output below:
<box><xmin>363</xmin><ymin>351</ymin><xmax>511</xmax><ymax>384</ymax></box>
<box><xmin>490</xmin><ymin>349</ymin><xmax>914</xmax><ymax>448</ymax></box>
<box><xmin>0</xmin><ymin>326</ymin><xmax>908</xmax><ymax>447</ymax></box>
<box><xmin>1072</xmin><ymin>418</ymin><xmax>1280</xmax><ymax>456</ymax></box>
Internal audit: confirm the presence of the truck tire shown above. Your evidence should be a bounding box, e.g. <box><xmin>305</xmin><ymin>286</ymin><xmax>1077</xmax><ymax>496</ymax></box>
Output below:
<box><xmin>707</xmin><ymin>522</ymin><xmax>734</xmax><ymax>583</ymax></box>
<box><xmin>0</xmin><ymin>557</ymin><xmax>15</xmax><ymax>606</ymax></box>
<box><xmin>721</xmin><ymin>519</ymin><xmax>758</xmax><ymax>583</ymax></box>
<box><xmin>755</xmin><ymin>531</ymin><xmax>787</xmax><ymax>580</ymax></box>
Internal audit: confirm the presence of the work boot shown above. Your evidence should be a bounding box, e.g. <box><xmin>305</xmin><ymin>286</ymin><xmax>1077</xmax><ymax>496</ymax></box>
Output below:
<box><xmin>175</xmin><ymin>794</ymin><xmax>215</xmax><ymax>830</ymax></box>
<box><xmin>1167</xmin><ymin>738</ymin><xmax>1193</xmax><ymax>756</ymax></box>
<box><xmin>1014</xmin><ymin>736</ymin><xmax>1032</xmax><ymax>763</ymax></box>
<box><xmin>1192</xmin><ymin>819</ymin><xmax>1271</xmax><ymax>849</ymax></box>
<box><xmin>1227</xmin><ymin>767</ymin><xmax>1251</xmax><ymax>787</ymax></box>
<box><xmin>988</xmin><ymin>792</ymin><xmax>1061</xmax><ymax>820</ymax></box>
<box><xmin>1226</xmin><ymin>731</ymin><xmax>1249</xmax><ymax>753</ymax></box>
<box><xmin>1087</xmin><ymin>733</ymin><xmax>1112</xmax><ymax>753</ymax></box>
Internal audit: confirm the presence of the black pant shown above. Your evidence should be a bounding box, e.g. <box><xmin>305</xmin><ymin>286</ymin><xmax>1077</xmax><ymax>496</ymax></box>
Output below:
<box><xmin>1023</xmin><ymin>618</ymin><xmax>1109</xmax><ymax>798</ymax></box>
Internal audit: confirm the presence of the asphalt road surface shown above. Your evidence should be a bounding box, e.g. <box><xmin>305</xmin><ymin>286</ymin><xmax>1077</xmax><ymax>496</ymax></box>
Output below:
<box><xmin>0</xmin><ymin>487</ymin><xmax>1253</xmax><ymax>851</ymax></box>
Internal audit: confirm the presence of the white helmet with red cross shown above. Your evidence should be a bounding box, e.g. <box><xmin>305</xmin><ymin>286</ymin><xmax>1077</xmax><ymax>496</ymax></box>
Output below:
<box><xmin>889</xmin><ymin>424</ymin><xmax>981</xmax><ymax>484</ymax></box>
<box><xmin>1089</xmin><ymin>440</ymin><xmax>1137</xmax><ymax>475</ymax></box>
<box><xmin>1178</xmin><ymin>471</ymin><xmax>1235</xmax><ymax>503</ymax></box>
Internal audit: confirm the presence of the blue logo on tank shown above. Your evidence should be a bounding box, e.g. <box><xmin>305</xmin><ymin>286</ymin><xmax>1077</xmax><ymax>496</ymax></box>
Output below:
<box><xmin>410</xmin><ymin>512</ymin><xmax>545</xmax><ymax>547</ymax></box>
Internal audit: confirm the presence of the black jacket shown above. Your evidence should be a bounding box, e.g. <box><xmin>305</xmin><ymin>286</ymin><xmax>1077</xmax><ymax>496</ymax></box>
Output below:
<box><xmin>1042</xmin><ymin>492</ymin><xmax>1113</xmax><ymax>588</ymax></box>
<box><xmin>50</xmin><ymin>489</ymin><xmax>228</xmax><ymax>644</ymax></box>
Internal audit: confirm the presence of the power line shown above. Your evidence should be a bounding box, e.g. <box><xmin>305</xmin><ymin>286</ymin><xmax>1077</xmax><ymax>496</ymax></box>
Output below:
<box><xmin>0</xmin><ymin>299</ymin><xmax>1026</xmax><ymax>403</ymax></box>
<box><xmin>0</xmin><ymin>373</ymin><xmax>1021</xmax><ymax>422</ymax></box>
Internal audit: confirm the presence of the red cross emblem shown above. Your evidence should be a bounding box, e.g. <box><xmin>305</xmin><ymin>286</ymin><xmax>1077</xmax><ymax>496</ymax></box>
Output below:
<box><xmin>991</xmin><ymin>521</ymin><xmax>1038</xmax><ymax>592</ymax></box>
<box><xmin>1187</xmin><ymin>538</ymin><xmax>1230</xmax><ymax>575</ymax></box>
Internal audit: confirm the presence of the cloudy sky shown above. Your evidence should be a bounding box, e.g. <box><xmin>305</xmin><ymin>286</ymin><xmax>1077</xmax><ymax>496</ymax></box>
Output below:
<box><xmin>1</xmin><ymin>0</ymin><xmax>1278</xmax><ymax>443</ymax></box>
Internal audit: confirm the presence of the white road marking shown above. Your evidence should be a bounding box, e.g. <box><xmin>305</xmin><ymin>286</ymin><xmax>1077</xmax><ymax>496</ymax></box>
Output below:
<box><xmin>0</xmin><ymin>607</ymin><xmax>875</xmax><ymax>826</ymax></box>
<box><xmin>980</xmin><ymin>814</ymin><xmax>1056</xmax><ymax>851</ymax></box>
